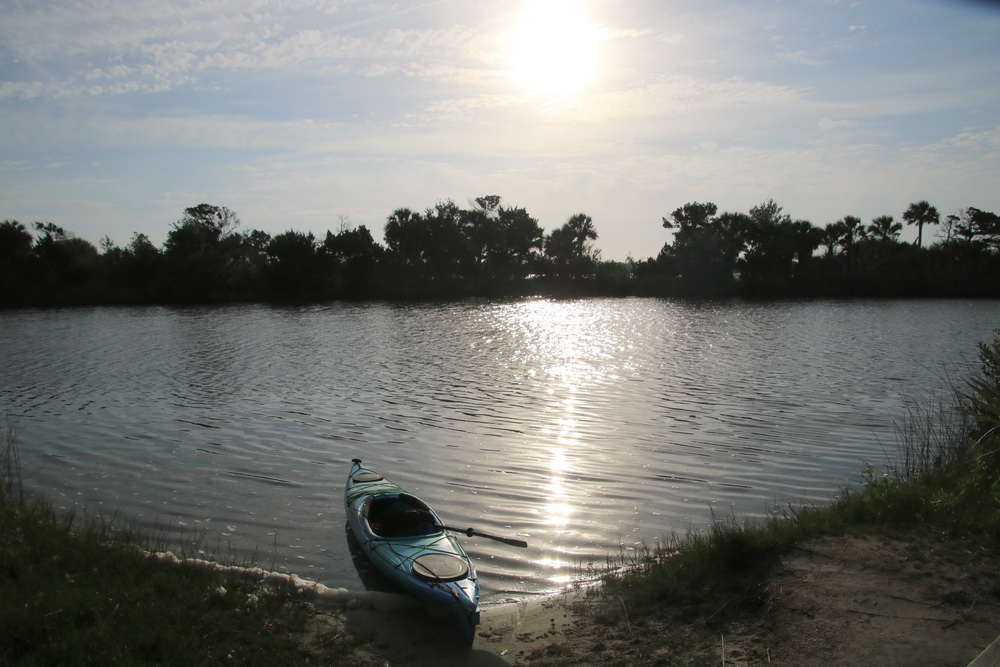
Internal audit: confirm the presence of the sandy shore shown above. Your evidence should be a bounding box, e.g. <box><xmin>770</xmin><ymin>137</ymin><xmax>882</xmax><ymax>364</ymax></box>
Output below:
<box><xmin>345</xmin><ymin>590</ymin><xmax>588</xmax><ymax>666</ymax></box>
<box><xmin>341</xmin><ymin>534</ymin><xmax>1000</xmax><ymax>666</ymax></box>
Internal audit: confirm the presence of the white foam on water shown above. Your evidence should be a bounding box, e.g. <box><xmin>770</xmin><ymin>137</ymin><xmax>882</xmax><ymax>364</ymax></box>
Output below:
<box><xmin>149</xmin><ymin>551</ymin><xmax>418</xmax><ymax>611</ymax></box>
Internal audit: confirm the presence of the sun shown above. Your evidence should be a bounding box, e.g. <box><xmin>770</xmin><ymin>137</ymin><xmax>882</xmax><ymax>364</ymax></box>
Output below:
<box><xmin>504</xmin><ymin>0</ymin><xmax>601</xmax><ymax>97</ymax></box>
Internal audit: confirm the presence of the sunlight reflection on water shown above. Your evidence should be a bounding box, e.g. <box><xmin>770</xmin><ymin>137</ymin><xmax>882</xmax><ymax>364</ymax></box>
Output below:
<box><xmin>1</xmin><ymin>298</ymin><xmax>998</xmax><ymax>601</ymax></box>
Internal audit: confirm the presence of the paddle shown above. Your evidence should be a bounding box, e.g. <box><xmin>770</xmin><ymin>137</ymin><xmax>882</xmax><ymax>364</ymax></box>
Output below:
<box><xmin>437</xmin><ymin>525</ymin><xmax>528</xmax><ymax>548</ymax></box>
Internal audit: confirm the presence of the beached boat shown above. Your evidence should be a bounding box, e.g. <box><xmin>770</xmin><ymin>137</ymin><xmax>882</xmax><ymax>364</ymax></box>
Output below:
<box><xmin>344</xmin><ymin>458</ymin><xmax>481</xmax><ymax>643</ymax></box>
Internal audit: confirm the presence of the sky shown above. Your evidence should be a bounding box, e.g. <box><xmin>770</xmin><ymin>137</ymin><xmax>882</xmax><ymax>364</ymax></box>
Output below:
<box><xmin>2</xmin><ymin>0</ymin><xmax>999</xmax><ymax>261</ymax></box>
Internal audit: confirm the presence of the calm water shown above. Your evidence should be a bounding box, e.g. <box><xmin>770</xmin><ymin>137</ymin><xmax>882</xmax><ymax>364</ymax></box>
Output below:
<box><xmin>1</xmin><ymin>298</ymin><xmax>997</xmax><ymax>602</ymax></box>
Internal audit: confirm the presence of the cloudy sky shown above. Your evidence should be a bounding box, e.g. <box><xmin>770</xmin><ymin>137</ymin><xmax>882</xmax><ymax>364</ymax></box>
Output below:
<box><xmin>2</xmin><ymin>0</ymin><xmax>999</xmax><ymax>261</ymax></box>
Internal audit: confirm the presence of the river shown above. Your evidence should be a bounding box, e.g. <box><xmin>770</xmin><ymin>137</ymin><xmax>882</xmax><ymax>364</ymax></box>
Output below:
<box><xmin>1</xmin><ymin>298</ymin><xmax>997</xmax><ymax>601</ymax></box>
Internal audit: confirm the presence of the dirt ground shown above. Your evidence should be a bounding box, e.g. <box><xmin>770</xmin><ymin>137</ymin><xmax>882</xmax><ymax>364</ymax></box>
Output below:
<box><xmin>725</xmin><ymin>534</ymin><xmax>1000</xmax><ymax>666</ymax></box>
<box><xmin>346</xmin><ymin>533</ymin><xmax>1000</xmax><ymax>666</ymax></box>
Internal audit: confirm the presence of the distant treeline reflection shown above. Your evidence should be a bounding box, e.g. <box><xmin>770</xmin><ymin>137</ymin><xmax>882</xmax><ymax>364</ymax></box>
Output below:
<box><xmin>2</xmin><ymin>196</ymin><xmax>999</xmax><ymax>306</ymax></box>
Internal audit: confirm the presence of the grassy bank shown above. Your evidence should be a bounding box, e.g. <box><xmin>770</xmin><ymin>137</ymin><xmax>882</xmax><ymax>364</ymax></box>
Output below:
<box><xmin>581</xmin><ymin>329</ymin><xmax>1000</xmax><ymax>660</ymax></box>
<box><xmin>0</xmin><ymin>425</ymin><xmax>377</xmax><ymax>665</ymax></box>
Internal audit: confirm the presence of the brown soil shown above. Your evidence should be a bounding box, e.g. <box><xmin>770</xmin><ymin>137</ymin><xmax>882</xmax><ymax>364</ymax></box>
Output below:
<box><xmin>726</xmin><ymin>534</ymin><xmax>1000</xmax><ymax>666</ymax></box>
<box><xmin>347</xmin><ymin>533</ymin><xmax>1000</xmax><ymax>666</ymax></box>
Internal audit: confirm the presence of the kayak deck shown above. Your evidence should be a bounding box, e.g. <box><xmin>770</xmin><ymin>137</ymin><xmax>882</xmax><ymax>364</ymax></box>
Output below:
<box><xmin>344</xmin><ymin>458</ymin><xmax>480</xmax><ymax>643</ymax></box>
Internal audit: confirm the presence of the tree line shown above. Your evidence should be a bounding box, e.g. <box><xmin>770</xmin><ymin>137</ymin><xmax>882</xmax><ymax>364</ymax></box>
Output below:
<box><xmin>2</xmin><ymin>196</ymin><xmax>998</xmax><ymax>307</ymax></box>
<box><xmin>638</xmin><ymin>199</ymin><xmax>1000</xmax><ymax>298</ymax></box>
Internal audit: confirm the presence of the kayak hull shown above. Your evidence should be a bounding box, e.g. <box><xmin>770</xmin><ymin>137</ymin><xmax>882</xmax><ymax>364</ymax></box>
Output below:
<box><xmin>344</xmin><ymin>458</ymin><xmax>480</xmax><ymax>643</ymax></box>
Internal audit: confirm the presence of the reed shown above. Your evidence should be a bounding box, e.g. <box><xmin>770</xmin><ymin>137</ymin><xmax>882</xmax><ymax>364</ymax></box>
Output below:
<box><xmin>1</xmin><ymin>418</ymin><xmax>22</xmax><ymax>505</ymax></box>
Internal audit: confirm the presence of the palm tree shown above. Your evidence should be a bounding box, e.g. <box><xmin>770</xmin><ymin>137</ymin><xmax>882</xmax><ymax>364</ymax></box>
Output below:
<box><xmin>867</xmin><ymin>215</ymin><xmax>902</xmax><ymax>242</ymax></box>
<box><xmin>902</xmin><ymin>201</ymin><xmax>940</xmax><ymax>247</ymax></box>
<box><xmin>831</xmin><ymin>216</ymin><xmax>866</xmax><ymax>256</ymax></box>
<box><xmin>822</xmin><ymin>221</ymin><xmax>846</xmax><ymax>256</ymax></box>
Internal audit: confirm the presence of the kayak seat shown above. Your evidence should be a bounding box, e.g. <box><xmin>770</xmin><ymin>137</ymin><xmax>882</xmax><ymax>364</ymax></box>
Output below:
<box><xmin>367</xmin><ymin>495</ymin><xmax>440</xmax><ymax>538</ymax></box>
<box><xmin>380</xmin><ymin>509</ymin><xmax>437</xmax><ymax>537</ymax></box>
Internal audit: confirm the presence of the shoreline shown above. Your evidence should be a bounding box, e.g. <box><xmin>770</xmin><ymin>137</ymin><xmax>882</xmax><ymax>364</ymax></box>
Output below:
<box><xmin>148</xmin><ymin>548</ymin><xmax>591</xmax><ymax>665</ymax></box>
<box><xmin>343</xmin><ymin>533</ymin><xmax>1000</xmax><ymax>666</ymax></box>
<box><xmin>346</xmin><ymin>589</ymin><xmax>591</xmax><ymax>667</ymax></box>
<box><xmin>5</xmin><ymin>492</ymin><xmax>999</xmax><ymax>665</ymax></box>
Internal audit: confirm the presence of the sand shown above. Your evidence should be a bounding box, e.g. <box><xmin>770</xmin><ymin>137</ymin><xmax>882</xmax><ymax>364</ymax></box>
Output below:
<box><xmin>345</xmin><ymin>591</ymin><xmax>585</xmax><ymax>666</ymax></box>
<box><xmin>343</xmin><ymin>534</ymin><xmax>1000</xmax><ymax>666</ymax></box>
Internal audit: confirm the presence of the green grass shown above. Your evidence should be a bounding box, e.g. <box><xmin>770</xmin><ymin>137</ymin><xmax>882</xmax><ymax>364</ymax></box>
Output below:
<box><xmin>598</xmin><ymin>328</ymin><xmax>1000</xmax><ymax>631</ymax></box>
<box><xmin>0</xmin><ymin>426</ymin><xmax>376</xmax><ymax>666</ymax></box>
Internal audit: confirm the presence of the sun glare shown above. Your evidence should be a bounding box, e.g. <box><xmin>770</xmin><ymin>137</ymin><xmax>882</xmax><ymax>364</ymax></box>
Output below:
<box><xmin>505</xmin><ymin>0</ymin><xmax>600</xmax><ymax>97</ymax></box>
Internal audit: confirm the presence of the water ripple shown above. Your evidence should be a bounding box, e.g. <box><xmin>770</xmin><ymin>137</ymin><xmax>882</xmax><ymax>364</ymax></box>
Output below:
<box><xmin>1</xmin><ymin>299</ymin><xmax>998</xmax><ymax>600</ymax></box>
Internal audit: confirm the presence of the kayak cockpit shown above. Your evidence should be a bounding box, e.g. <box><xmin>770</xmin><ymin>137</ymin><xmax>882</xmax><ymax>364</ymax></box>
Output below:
<box><xmin>363</xmin><ymin>493</ymin><xmax>443</xmax><ymax>538</ymax></box>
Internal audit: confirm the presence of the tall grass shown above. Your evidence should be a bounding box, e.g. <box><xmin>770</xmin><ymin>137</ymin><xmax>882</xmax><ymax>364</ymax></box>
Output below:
<box><xmin>966</xmin><ymin>331</ymin><xmax>1000</xmax><ymax>446</ymax></box>
<box><xmin>1</xmin><ymin>418</ymin><xmax>22</xmax><ymax>505</ymax></box>
<box><xmin>893</xmin><ymin>390</ymin><xmax>973</xmax><ymax>480</ymax></box>
<box><xmin>858</xmin><ymin>329</ymin><xmax>1000</xmax><ymax>536</ymax></box>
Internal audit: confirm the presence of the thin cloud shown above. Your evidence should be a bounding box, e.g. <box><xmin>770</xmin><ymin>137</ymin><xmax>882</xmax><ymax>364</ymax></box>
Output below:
<box><xmin>819</xmin><ymin>117</ymin><xmax>855</xmax><ymax>130</ymax></box>
<box><xmin>775</xmin><ymin>50</ymin><xmax>828</xmax><ymax>66</ymax></box>
<box><xmin>921</xmin><ymin>125</ymin><xmax>1000</xmax><ymax>151</ymax></box>
<box><xmin>581</xmin><ymin>76</ymin><xmax>809</xmax><ymax>121</ymax></box>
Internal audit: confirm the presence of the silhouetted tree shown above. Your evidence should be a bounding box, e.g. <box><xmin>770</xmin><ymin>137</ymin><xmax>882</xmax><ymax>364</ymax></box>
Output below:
<box><xmin>0</xmin><ymin>220</ymin><xmax>35</xmax><ymax>306</ymax></box>
<box><xmin>383</xmin><ymin>207</ymin><xmax>424</xmax><ymax>269</ymax></box>
<box><xmin>423</xmin><ymin>199</ymin><xmax>470</xmax><ymax>280</ymax></box>
<box><xmin>948</xmin><ymin>207</ymin><xmax>1000</xmax><ymax>251</ymax></box>
<box><xmin>942</xmin><ymin>211</ymin><xmax>966</xmax><ymax>244</ymax></box>
<box><xmin>461</xmin><ymin>196</ymin><xmax>544</xmax><ymax>284</ymax></box>
<box><xmin>544</xmin><ymin>213</ymin><xmax>599</xmax><ymax>279</ymax></box>
<box><xmin>7</xmin><ymin>193</ymin><xmax>1000</xmax><ymax>305</ymax></box>
<box><xmin>127</xmin><ymin>232</ymin><xmax>163</xmax><ymax>290</ymax></box>
<box><xmin>867</xmin><ymin>215</ymin><xmax>902</xmax><ymax>242</ymax></box>
<box><xmin>497</xmin><ymin>206</ymin><xmax>544</xmax><ymax>278</ymax></box>
<box><xmin>740</xmin><ymin>200</ymin><xmax>792</xmax><ymax>280</ymax></box>
<box><xmin>739</xmin><ymin>201</ymin><xmax>823</xmax><ymax>294</ymax></box>
<box><xmin>658</xmin><ymin>202</ymin><xmax>743</xmax><ymax>295</ymax></box>
<box><xmin>971</xmin><ymin>208</ymin><xmax>1000</xmax><ymax>251</ymax></box>
<box><xmin>0</xmin><ymin>220</ymin><xmax>33</xmax><ymax>262</ymax></box>
<box><xmin>99</xmin><ymin>232</ymin><xmax>164</xmax><ymax>302</ymax></box>
<box><xmin>383</xmin><ymin>202</ymin><xmax>470</xmax><ymax>294</ymax></box>
<box><xmin>473</xmin><ymin>195</ymin><xmax>502</xmax><ymax>214</ymax></box>
<box><xmin>30</xmin><ymin>222</ymin><xmax>100</xmax><ymax>302</ymax></box>
<box><xmin>162</xmin><ymin>204</ymin><xmax>243</xmax><ymax>302</ymax></box>
<box><xmin>462</xmin><ymin>199</ymin><xmax>505</xmax><ymax>280</ymax></box>
<box><xmin>31</xmin><ymin>222</ymin><xmax>68</xmax><ymax>249</ymax></box>
<box><xmin>903</xmin><ymin>201</ymin><xmax>940</xmax><ymax>248</ymax></box>
<box><xmin>825</xmin><ymin>216</ymin><xmax>866</xmax><ymax>260</ymax></box>
<box><xmin>245</xmin><ymin>229</ymin><xmax>272</xmax><ymax>253</ymax></box>
<box><xmin>265</xmin><ymin>230</ymin><xmax>324</xmax><ymax>299</ymax></box>
<box><xmin>788</xmin><ymin>220</ymin><xmax>825</xmax><ymax>266</ymax></box>
<box><xmin>234</xmin><ymin>229</ymin><xmax>272</xmax><ymax>295</ymax></box>
<box><xmin>820</xmin><ymin>222</ymin><xmax>841</xmax><ymax>257</ymax></box>
<box><xmin>323</xmin><ymin>223</ymin><xmax>383</xmax><ymax>297</ymax></box>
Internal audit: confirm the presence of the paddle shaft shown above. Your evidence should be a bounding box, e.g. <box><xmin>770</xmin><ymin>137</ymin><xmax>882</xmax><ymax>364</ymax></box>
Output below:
<box><xmin>438</xmin><ymin>525</ymin><xmax>528</xmax><ymax>548</ymax></box>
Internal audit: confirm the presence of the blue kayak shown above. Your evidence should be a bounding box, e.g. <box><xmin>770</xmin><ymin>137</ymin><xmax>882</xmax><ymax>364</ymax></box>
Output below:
<box><xmin>344</xmin><ymin>458</ymin><xmax>480</xmax><ymax>644</ymax></box>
